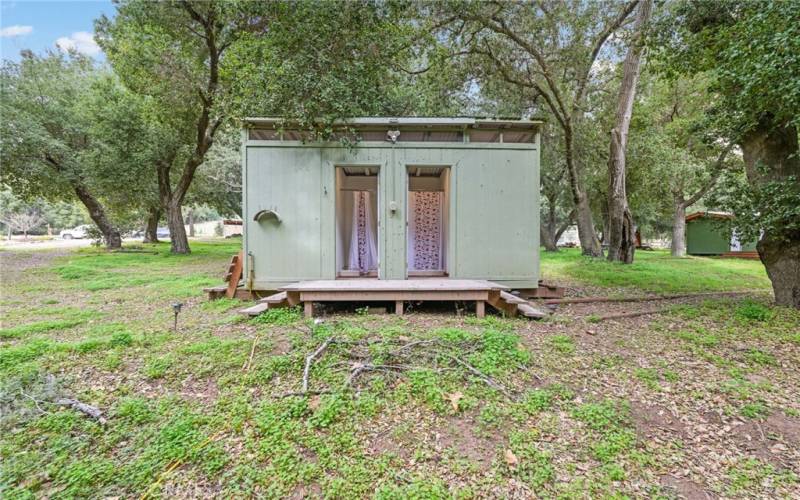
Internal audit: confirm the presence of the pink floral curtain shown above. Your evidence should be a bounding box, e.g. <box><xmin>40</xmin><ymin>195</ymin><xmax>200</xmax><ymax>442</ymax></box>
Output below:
<box><xmin>408</xmin><ymin>191</ymin><xmax>443</xmax><ymax>271</ymax></box>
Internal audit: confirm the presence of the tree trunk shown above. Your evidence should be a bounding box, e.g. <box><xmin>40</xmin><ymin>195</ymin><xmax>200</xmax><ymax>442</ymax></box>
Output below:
<box><xmin>143</xmin><ymin>207</ymin><xmax>160</xmax><ymax>243</ymax></box>
<box><xmin>671</xmin><ymin>200</ymin><xmax>687</xmax><ymax>257</ymax></box>
<box><xmin>541</xmin><ymin>196</ymin><xmax>559</xmax><ymax>252</ymax></box>
<box><xmin>740</xmin><ymin>116</ymin><xmax>800</xmax><ymax>308</ymax></box>
<box><xmin>564</xmin><ymin>127</ymin><xmax>602</xmax><ymax>257</ymax></box>
<box><xmin>606</xmin><ymin>0</ymin><xmax>652</xmax><ymax>264</ymax></box>
<box><xmin>187</xmin><ymin>208</ymin><xmax>195</xmax><ymax>237</ymax></box>
<box><xmin>758</xmin><ymin>237</ymin><xmax>800</xmax><ymax>308</ymax></box>
<box><xmin>72</xmin><ymin>183</ymin><xmax>122</xmax><ymax>249</ymax></box>
<box><xmin>165</xmin><ymin>202</ymin><xmax>190</xmax><ymax>254</ymax></box>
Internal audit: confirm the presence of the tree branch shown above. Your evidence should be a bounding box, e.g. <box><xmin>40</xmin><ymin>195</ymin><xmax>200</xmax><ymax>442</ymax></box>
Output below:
<box><xmin>684</xmin><ymin>144</ymin><xmax>734</xmax><ymax>207</ymax></box>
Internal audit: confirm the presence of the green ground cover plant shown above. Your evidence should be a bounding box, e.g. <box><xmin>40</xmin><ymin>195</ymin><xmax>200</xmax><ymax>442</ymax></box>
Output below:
<box><xmin>0</xmin><ymin>241</ymin><xmax>797</xmax><ymax>498</ymax></box>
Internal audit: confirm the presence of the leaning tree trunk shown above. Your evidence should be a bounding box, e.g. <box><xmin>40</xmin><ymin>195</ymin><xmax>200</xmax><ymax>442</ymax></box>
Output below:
<box><xmin>72</xmin><ymin>183</ymin><xmax>122</xmax><ymax>249</ymax></box>
<box><xmin>187</xmin><ymin>208</ymin><xmax>196</xmax><ymax>237</ymax></box>
<box><xmin>740</xmin><ymin>116</ymin><xmax>800</xmax><ymax>308</ymax></box>
<box><xmin>165</xmin><ymin>202</ymin><xmax>190</xmax><ymax>254</ymax></box>
<box><xmin>540</xmin><ymin>226</ymin><xmax>559</xmax><ymax>252</ymax></box>
<box><xmin>606</xmin><ymin>0</ymin><xmax>652</xmax><ymax>264</ymax></box>
<box><xmin>143</xmin><ymin>207</ymin><xmax>160</xmax><ymax>243</ymax></box>
<box><xmin>564</xmin><ymin>128</ymin><xmax>603</xmax><ymax>257</ymax></box>
<box><xmin>671</xmin><ymin>200</ymin><xmax>687</xmax><ymax>257</ymax></box>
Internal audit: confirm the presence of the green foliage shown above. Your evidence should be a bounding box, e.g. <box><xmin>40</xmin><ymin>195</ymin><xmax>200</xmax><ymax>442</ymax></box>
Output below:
<box><xmin>572</xmin><ymin>400</ymin><xmax>629</xmax><ymax>432</ymax></box>
<box><xmin>251</xmin><ymin>307</ymin><xmax>302</xmax><ymax>326</ymax></box>
<box><xmin>547</xmin><ymin>334</ymin><xmax>575</xmax><ymax>354</ymax></box>
<box><xmin>654</xmin><ymin>1</ymin><xmax>800</xmax><ymax>248</ymax></box>
<box><xmin>726</xmin><ymin>458</ymin><xmax>798</xmax><ymax>495</ymax></box>
<box><xmin>740</xmin><ymin>402</ymin><xmax>769</xmax><ymax>419</ymax></box>
<box><xmin>467</xmin><ymin>329</ymin><xmax>530</xmax><ymax>376</ymax></box>
<box><xmin>735</xmin><ymin>300</ymin><xmax>772</xmax><ymax>322</ymax></box>
<box><xmin>542</xmin><ymin>248</ymin><xmax>770</xmax><ymax>293</ymax></box>
<box><xmin>143</xmin><ymin>356</ymin><xmax>174</xmax><ymax>379</ymax></box>
<box><xmin>744</xmin><ymin>349</ymin><xmax>776</xmax><ymax>367</ymax></box>
<box><xmin>507</xmin><ymin>430</ymin><xmax>555</xmax><ymax>489</ymax></box>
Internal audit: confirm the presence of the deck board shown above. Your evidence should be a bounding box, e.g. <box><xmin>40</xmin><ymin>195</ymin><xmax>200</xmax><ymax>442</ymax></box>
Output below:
<box><xmin>280</xmin><ymin>279</ymin><xmax>507</xmax><ymax>292</ymax></box>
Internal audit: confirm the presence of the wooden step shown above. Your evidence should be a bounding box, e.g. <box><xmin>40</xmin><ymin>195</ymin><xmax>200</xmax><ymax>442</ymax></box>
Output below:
<box><xmin>257</xmin><ymin>291</ymin><xmax>287</xmax><ymax>304</ymax></box>
<box><xmin>499</xmin><ymin>291</ymin><xmax>527</xmax><ymax>304</ymax></box>
<box><xmin>239</xmin><ymin>302</ymin><xmax>270</xmax><ymax>317</ymax></box>
<box><xmin>517</xmin><ymin>302</ymin><xmax>548</xmax><ymax>319</ymax></box>
<box><xmin>487</xmin><ymin>290</ymin><xmax>517</xmax><ymax>316</ymax></box>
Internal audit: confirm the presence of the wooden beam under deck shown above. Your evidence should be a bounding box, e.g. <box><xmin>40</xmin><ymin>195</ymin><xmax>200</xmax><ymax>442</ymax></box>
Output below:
<box><xmin>279</xmin><ymin>279</ymin><xmax>506</xmax><ymax>318</ymax></box>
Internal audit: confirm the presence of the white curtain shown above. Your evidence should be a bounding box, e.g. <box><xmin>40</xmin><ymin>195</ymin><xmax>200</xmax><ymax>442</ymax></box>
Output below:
<box><xmin>348</xmin><ymin>191</ymin><xmax>378</xmax><ymax>272</ymax></box>
<box><xmin>408</xmin><ymin>191</ymin><xmax>444</xmax><ymax>271</ymax></box>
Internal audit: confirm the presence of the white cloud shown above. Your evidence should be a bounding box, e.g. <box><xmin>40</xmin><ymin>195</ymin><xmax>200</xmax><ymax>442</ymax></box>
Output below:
<box><xmin>0</xmin><ymin>25</ymin><xmax>33</xmax><ymax>38</ymax></box>
<box><xmin>56</xmin><ymin>31</ymin><xmax>101</xmax><ymax>56</ymax></box>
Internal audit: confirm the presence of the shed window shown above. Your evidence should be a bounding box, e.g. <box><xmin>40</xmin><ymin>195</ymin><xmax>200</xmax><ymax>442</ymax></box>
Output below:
<box><xmin>397</xmin><ymin>131</ymin><xmax>464</xmax><ymax>142</ymax></box>
<box><xmin>469</xmin><ymin>130</ymin><xmax>501</xmax><ymax>143</ymax></box>
<box><xmin>358</xmin><ymin>130</ymin><xmax>388</xmax><ymax>141</ymax></box>
<box><xmin>283</xmin><ymin>130</ymin><xmax>312</xmax><ymax>141</ymax></box>
<box><xmin>502</xmin><ymin>131</ymin><xmax>536</xmax><ymax>143</ymax></box>
<box><xmin>249</xmin><ymin>129</ymin><xmax>280</xmax><ymax>140</ymax></box>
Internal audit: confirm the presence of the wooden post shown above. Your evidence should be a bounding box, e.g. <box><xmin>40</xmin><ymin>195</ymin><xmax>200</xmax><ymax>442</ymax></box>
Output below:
<box><xmin>304</xmin><ymin>301</ymin><xmax>313</xmax><ymax>318</ymax></box>
<box><xmin>476</xmin><ymin>300</ymin><xmax>485</xmax><ymax>318</ymax></box>
<box><xmin>395</xmin><ymin>300</ymin><xmax>404</xmax><ymax>315</ymax></box>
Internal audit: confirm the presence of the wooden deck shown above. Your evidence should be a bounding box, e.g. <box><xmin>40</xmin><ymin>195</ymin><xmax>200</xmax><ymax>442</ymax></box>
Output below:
<box><xmin>278</xmin><ymin>279</ymin><xmax>506</xmax><ymax>318</ymax></box>
<box><xmin>235</xmin><ymin>279</ymin><xmax>548</xmax><ymax>320</ymax></box>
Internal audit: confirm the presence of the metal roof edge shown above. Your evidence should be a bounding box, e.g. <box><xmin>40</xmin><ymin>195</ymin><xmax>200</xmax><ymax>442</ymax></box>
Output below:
<box><xmin>243</xmin><ymin>117</ymin><xmax>544</xmax><ymax>128</ymax></box>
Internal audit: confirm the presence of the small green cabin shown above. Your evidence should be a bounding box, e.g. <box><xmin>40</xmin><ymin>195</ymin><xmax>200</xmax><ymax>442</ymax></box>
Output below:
<box><xmin>241</xmin><ymin>117</ymin><xmax>542</xmax><ymax>292</ymax></box>
<box><xmin>685</xmin><ymin>211</ymin><xmax>757</xmax><ymax>256</ymax></box>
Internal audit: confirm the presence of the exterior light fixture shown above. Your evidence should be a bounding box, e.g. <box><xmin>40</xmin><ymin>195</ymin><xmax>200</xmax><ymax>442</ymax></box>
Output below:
<box><xmin>172</xmin><ymin>302</ymin><xmax>183</xmax><ymax>332</ymax></box>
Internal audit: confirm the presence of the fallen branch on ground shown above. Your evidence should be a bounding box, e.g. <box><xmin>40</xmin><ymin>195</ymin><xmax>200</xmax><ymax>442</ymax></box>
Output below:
<box><xmin>242</xmin><ymin>335</ymin><xmax>259</xmax><ymax>372</ymax></box>
<box><xmin>590</xmin><ymin>308</ymin><xmax>672</xmax><ymax>322</ymax></box>
<box><xmin>57</xmin><ymin>398</ymin><xmax>106</xmax><ymax>425</ymax></box>
<box><xmin>277</xmin><ymin>336</ymin><xmax>519</xmax><ymax>400</ymax></box>
<box><xmin>544</xmin><ymin>290</ymin><xmax>759</xmax><ymax>305</ymax></box>
<box><xmin>440</xmin><ymin>353</ymin><xmax>514</xmax><ymax>399</ymax></box>
<box><xmin>302</xmin><ymin>337</ymin><xmax>335</xmax><ymax>393</ymax></box>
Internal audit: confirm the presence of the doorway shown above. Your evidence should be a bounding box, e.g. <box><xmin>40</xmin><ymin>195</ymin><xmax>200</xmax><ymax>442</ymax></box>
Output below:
<box><xmin>407</xmin><ymin>166</ymin><xmax>450</xmax><ymax>277</ymax></box>
<box><xmin>336</xmin><ymin>166</ymin><xmax>379</xmax><ymax>278</ymax></box>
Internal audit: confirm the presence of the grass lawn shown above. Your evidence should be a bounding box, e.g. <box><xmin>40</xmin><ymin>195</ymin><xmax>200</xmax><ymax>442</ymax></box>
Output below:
<box><xmin>541</xmin><ymin>248</ymin><xmax>771</xmax><ymax>294</ymax></box>
<box><xmin>1</xmin><ymin>242</ymin><xmax>798</xmax><ymax>498</ymax></box>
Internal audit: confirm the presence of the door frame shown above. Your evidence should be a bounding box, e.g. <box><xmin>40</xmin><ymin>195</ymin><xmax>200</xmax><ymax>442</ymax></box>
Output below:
<box><xmin>405</xmin><ymin>164</ymin><xmax>451</xmax><ymax>278</ymax></box>
<box><xmin>334</xmin><ymin>164</ymin><xmax>382</xmax><ymax>279</ymax></box>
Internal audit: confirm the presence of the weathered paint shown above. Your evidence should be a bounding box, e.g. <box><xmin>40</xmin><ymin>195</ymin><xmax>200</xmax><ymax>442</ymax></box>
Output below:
<box><xmin>243</xmin><ymin>134</ymin><xmax>540</xmax><ymax>290</ymax></box>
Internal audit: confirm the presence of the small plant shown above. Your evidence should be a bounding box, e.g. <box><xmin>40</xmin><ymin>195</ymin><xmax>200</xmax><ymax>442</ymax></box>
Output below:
<box><xmin>586</xmin><ymin>314</ymin><xmax>601</xmax><ymax>323</ymax></box>
<box><xmin>109</xmin><ymin>331</ymin><xmax>133</xmax><ymax>347</ymax></box>
<box><xmin>603</xmin><ymin>463</ymin><xmax>626</xmax><ymax>481</ymax></box>
<box><xmin>572</xmin><ymin>400</ymin><xmax>629</xmax><ymax>431</ymax></box>
<box><xmin>547</xmin><ymin>334</ymin><xmax>575</xmax><ymax>354</ymax></box>
<box><xmin>521</xmin><ymin>388</ymin><xmax>553</xmax><ymax>414</ymax></box>
<box><xmin>735</xmin><ymin>300</ymin><xmax>772</xmax><ymax>322</ymax></box>
<box><xmin>143</xmin><ymin>356</ymin><xmax>173</xmax><ymax>379</ymax></box>
<box><xmin>251</xmin><ymin>306</ymin><xmax>301</xmax><ymax>325</ymax></box>
<box><xmin>740</xmin><ymin>402</ymin><xmax>769</xmax><ymax>419</ymax></box>
<box><xmin>744</xmin><ymin>348</ymin><xmax>777</xmax><ymax>367</ymax></box>
<box><xmin>591</xmin><ymin>429</ymin><xmax>636</xmax><ymax>462</ymax></box>
<box><xmin>634</xmin><ymin>368</ymin><xmax>660</xmax><ymax>390</ymax></box>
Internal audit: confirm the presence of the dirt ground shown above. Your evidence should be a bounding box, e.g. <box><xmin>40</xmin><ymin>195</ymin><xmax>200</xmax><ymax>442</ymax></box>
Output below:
<box><xmin>1</xmin><ymin>243</ymin><xmax>798</xmax><ymax>498</ymax></box>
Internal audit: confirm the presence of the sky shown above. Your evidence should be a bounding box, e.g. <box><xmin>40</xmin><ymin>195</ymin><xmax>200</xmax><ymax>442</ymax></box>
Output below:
<box><xmin>0</xmin><ymin>0</ymin><xmax>115</xmax><ymax>61</ymax></box>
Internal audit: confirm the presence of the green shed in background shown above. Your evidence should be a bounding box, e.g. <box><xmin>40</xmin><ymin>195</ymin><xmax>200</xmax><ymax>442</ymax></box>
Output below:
<box><xmin>241</xmin><ymin>117</ymin><xmax>542</xmax><ymax>292</ymax></box>
<box><xmin>686</xmin><ymin>211</ymin><xmax>758</xmax><ymax>257</ymax></box>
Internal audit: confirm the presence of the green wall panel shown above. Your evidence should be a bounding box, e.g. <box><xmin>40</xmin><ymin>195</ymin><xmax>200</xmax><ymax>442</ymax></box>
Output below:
<box><xmin>244</xmin><ymin>142</ymin><xmax>540</xmax><ymax>288</ymax></box>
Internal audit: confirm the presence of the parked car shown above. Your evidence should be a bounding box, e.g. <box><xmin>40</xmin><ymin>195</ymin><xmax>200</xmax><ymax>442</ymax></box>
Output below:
<box><xmin>156</xmin><ymin>227</ymin><xmax>170</xmax><ymax>239</ymax></box>
<box><xmin>59</xmin><ymin>225</ymin><xmax>90</xmax><ymax>239</ymax></box>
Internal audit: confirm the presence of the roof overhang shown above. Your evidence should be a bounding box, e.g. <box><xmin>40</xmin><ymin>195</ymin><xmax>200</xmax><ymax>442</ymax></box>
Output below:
<box><xmin>244</xmin><ymin>116</ymin><xmax>543</xmax><ymax>130</ymax></box>
<box><xmin>685</xmin><ymin>211</ymin><xmax>734</xmax><ymax>222</ymax></box>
